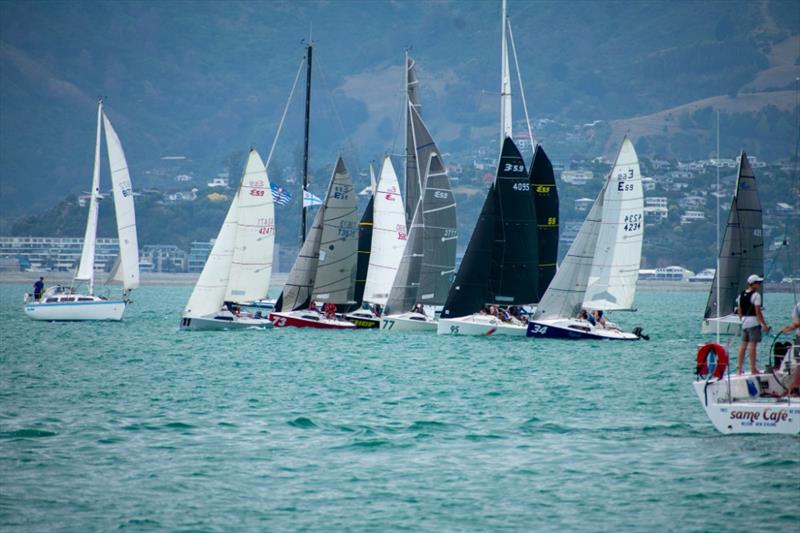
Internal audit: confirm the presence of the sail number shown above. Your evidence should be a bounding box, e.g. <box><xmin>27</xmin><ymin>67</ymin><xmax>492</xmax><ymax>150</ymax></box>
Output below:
<box><xmin>504</xmin><ymin>163</ymin><xmax>525</xmax><ymax>173</ymax></box>
<box><xmin>512</xmin><ymin>182</ymin><xmax>530</xmax><ymax>192</ymax></box>
<box><xmin>617</xmin><ymin>181</ymin><xmax>635</xmax><ymax>192</ymax></box>
<box><xmin>382</xmin><ymin>320</ymin><xmax>395</xmax><ymax>330</ymax></box>
<box><xmin>396</xmin><ymin>224</ymin><xmax>407</xmax><ymax>240</ymax></box>
<box><xmin>623</xmin><ymin>213</ymin><xmax>642</xmax><ymax>232</ymax></box>
<box><xmin>257</xmin><ymin>217</ymin><xmax>275</xmax><ymax>235</ymax></box>
<box><xmin>529</xmin><ymin>324</ymin><xmax>548</xmax><ymax>335</ymax></box>
<box><xmin>249</xmin><ymin>180</ymin><xmax>266</xmax><ymax>196</ymax></box>
<box><xmin>333</xmin><ymin>185</ymin><xmax>349</xmax><ymax>200</ymax></box>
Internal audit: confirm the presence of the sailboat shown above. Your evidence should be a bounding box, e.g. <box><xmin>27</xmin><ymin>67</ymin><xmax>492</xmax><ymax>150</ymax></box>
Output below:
<box><xmin>24</xmin><ymin>100</ymin><xmax>139</xmax><ymax>321</ymax></box>
<box><xmin>438</xmin><ymin>138</ymin><xmax>542</xmax><ymax>336</ymax></box>
<box><xmin>179</xmin><ymin>149</ymin><xmax>275</xmax><ymax>330</ymax></box>
<box><xmin>527</xmin><ymin>137</ymin><xmax>647</xmax><ymax>340</ymax></box>
<box><xmin>437</xmin><ymin>0</ymin><xmax>559</xmax><ymax>336</ymax></box>
<box><xmin>345</xmin><ymin>156</ymin><xmax>407</xmax><ymax>328</ymax></box>
<box><xmin>701</xmin><ymin>152</ymin><xmax>763</xmax><ymax>335</ymax></box>
<box><xmin>379</xmin><ymin>55</ymin><xmax>458</xmax><ymax>332</ymax></box>
<box><xmin>269</xmin><ymin>157</ymin><xmax>359</xmax><ymax>329</ymax></box>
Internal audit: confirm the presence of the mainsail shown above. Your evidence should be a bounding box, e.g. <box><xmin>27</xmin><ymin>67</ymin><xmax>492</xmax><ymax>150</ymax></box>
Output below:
<box><xmin>530</xmin><ymin>145</ymin><xmax>559</xmax><ymax>300</ymax></box>
<box><xmin>351</xmin><ymin>185</ymin><xmax>375</xmax><ymax>309</ymax></box>
<box><xmin>102</xmin><ymin>111</ymin><xmax>140</xmax><ymax>291</ymax></box>
<box><xmin>312</xmin><ymin>158</ymin><xmax>358</xmax><ymax>304</ymax></box>
<box><xmin>363</xmin><ymin>156</ymin><xmax>407</xmax><ymax>305</ymax></box>
<box><xmin>404</xmin><ymin>55</ymin><xmax>433</xmax><ymax>226</ymax></box>
<box><xmin>224</xmin><ymin>149</ymin><xmax>275</xmax><ymax>303</ymax></box>
<box><xmin>276</xmin><ymin>204</ymin><xmax>324</xmax><ymax>312</ymax></box>
<box><xmin>583</xmin><ymin>137</ymin><xmax>644</xmax><ymax>310</ymax></box>
<box><xmin>384</xmin><ymin>199</ymin><xmax>424</xmax><ymax>316</ymax></box>
<box><xmin>704</xmin><ymin>152</ymin><xmax>763</xmax><ymax>319</ymax></box>
<box><xmin>440</xmin><ymin>137</ymin><xmax>537</xmax><ymax>318</ymax></box>
<box><xmin>74</xmin><ymin>101</ymin><xmax>104</xmax><ymax>293</ymax></box>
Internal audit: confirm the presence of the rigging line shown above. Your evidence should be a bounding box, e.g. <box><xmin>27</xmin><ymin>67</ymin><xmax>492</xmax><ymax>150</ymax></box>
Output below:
<box><xmin>316</xmin><ymin>57</ymin><xmax>362</xmax><ymax>178</ymax></box>
<box><xmin>266</xmin><ymin>58</ymin><xmax>305</xmax><ymax>170</ymax></box>
<box><xmin>507</xmin><ymin>17</ymin><xmax>535</xmax><ymax>149</ymax></box>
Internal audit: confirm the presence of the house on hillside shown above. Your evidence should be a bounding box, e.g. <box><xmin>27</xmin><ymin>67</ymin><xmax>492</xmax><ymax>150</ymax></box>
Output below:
<box><xmin>680</xmin><ymin>210</ymin><xmax>705</xmax><ymax>224</ymax></box>
<box><xmin>574</xmin><ymin>198</ymin><xmax>593</xmax><ymax>213</ymax></box>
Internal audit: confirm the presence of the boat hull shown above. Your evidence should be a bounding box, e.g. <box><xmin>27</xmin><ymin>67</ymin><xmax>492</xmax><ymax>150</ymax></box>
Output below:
<box><xmin>437</xmin><ymin>315</ymin><xmax>526</xmax><ymax>336</ymax></box>
<box><xmin>344</xmin><ymin>310</ymin><xmax>381</xmax><ymax>329</ymax></box>
<box><xmin>526</xmin><ymin>318</ymin><xmax>640</xmax><ymax>340</ymax></box>
<box><xmin>24</xmin><ymin>300</ymin><xmax>127</xmax><ymax>321</ymax></box>
<box><xmin>269</xmin><ymin>310</ymin><xmax>356</xmax><ymax>329</ymax></box>
<box><xmin>380</xmin><ymin>312</ymin><xmax>437</xmax><ymax>332</ymax></box>
<box><xmin>180</xmin><ymin>315</ymin><xmax>274</xmax><ymax>331</ymax></box>
<box><xmin>693</xmin><ymin>375</ymin><xmax>800</xmax><ymax>435</ymax></box>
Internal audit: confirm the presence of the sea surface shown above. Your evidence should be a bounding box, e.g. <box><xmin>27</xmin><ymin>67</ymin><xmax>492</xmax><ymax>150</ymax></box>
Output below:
<box><xmin>1</xmin><ymin>284</ymin><xmax>798</xmax><ymax>532</ymax></box>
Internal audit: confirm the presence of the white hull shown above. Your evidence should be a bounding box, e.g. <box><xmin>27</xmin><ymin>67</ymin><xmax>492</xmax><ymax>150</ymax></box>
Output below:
<box><xmin>180</xmin><ymin>313</ymin><xmax>274</xmax><ymax>331</ymax></box>
<box><xmin>693</xmin><ymin>373</ymin><xmax>799</xmax><ymax>435</ymax></box>
<box><xmin>527</xmin><ymin>317</ymin><xmax>640</xmax><ymax>340</ymax></box>
<box><xmin>701</xmin><ymin>315</ymin><xmax>741</xmax><ymax>335</ymax></box>
<box><xmin>380</xmin><ymin>312</ymin><xmax>437</xmax><ymax>332</ymax></box>
<box><xmin>437</xmin><ymin>314</ymin><xmax>526</xmax><ymax>336</ymax></box>
<box><xmin>24</xmin><ymin>299</ymin><xmax>126</xmax><ymax>321</ymax></box>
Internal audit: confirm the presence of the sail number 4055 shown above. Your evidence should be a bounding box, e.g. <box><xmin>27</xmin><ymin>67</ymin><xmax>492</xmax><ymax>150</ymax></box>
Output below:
<box><xmin>512</xmin><ymin>182</ymin><xmax>530</xmax><ymax>192</ymax></box>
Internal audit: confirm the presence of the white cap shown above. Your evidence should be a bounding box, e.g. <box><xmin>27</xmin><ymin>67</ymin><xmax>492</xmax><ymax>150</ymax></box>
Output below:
<box><xmin>747</xmin><ymin>274</ymin><xmax>763</xmax><ymax>284</ymax></box>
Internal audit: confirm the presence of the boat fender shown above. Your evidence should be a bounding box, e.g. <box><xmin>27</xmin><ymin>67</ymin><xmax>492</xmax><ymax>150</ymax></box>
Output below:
<box><xmin>696</xmin><ymin>343</ymin><xmax>728</xmax><ymax>379</ymax></box>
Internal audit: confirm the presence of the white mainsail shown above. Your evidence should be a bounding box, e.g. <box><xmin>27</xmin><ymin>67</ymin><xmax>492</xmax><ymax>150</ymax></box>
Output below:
<box><xmin>312</xmin><ymin>158</ymin><xmax>358</xmax><ymax>304</ymax></box>
<box><xmin>102</xmin><ymin>112</ymin><xmax>140</xmax><ymax>291</ymax></box>
<box><xmin>224</xmin><ymin>149</ymin><xmax>275</xmax><ymax>303</ymax></box>
<box><xmin>363</xmin><ymin>156</ymin><xmax>407</xmax><ymax>305</ymax></box>
<box><xmin>583</xmin><ymin>137</ymin><xmax>644</xmax><ymax>310</ymax></box>
<box><xmin>75</xmin><ymin>101</ymin><xmax>104</xmax><ymax>293</ymax></box>
<box><xmin>183</xmin><ymin>192</ymin><xmax>239</xmax><ymax>318</ymax></box>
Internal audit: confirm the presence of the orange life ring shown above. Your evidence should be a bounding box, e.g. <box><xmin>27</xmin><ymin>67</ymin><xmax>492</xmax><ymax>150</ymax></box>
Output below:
<box><xmin>696</xmin><ymin>343</ymin><xmax>728</xmax><ymax>379</ymax></box>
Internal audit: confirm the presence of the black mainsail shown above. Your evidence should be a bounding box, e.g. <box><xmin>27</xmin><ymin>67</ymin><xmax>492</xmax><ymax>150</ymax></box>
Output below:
<box><xmin>441</xmin><ymin>137</ymin><xmax>539</xmax><ymax>318</ymax></box>
<box><xmin>530</xmin><ymin>145</ymin><xmax>559</xmax><ymax>300</ymax></box>
<box><xmin>350</xmin><ymin>194</ymin><xmax>375</xmax><ymax>310</ymax></box>
<box><xmin>704</xmin><ymin>152</ymin><xmax>763</xmax><ymax>320</ymax></box>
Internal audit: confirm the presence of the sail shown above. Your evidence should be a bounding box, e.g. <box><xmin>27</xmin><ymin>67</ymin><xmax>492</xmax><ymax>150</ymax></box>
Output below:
<box><xmin>350</xmin><ymin>195</ymin><xmax>374</xmax><ymax>310</ymax></box>
<box><xmin>534</xmin><ymin>182</ymin><xmax>606</xmax><ymax>320</ymax></box>
<box><xmin>224</xmin><ymin>149</ymin><xmax>275</xmax><ymax>303</ymax></box>
<box><xmin>418</xmin><ymin>153</ymin><xmax>457</xmax><ymax>304</ymax></box>
<box><xmin>530</xmin><ymin>145</ymin><xmax>559</xmax><ymax>300</ymax></box>
<box><xmin>183</xmin><ymin>192</ymin><xmax>239</xmax><ymax>317</ymax></box>
<box><xmin>74</xmin><ymin>101</ymin><xmax>103</xmax><ymax>291</ymax></box>
<box><xmin>490</xmin><ymin>137</ymin><xmax>538</xmax><ymax>304</ymax></box>
<box><xmin>704</xmin><ymin>152</ymin><xmax>763</xmax><ymax>319</ymax></box>
<box><xmin>404</xmin><ymin>55</ymin><xmax>422</xmax><ymax>224</ymax></box>
<box><xmin>277</xmin><ymin>205</ymin><xmax>324</xmax><ymax>312</ymax></box>
<box><xmin>312</xmin><ymin>158</ymin><xmax>358</xmax><ymax>304</ymax></box>
<box><xmin>102</xmin><ymin>112</ymin><xmax>140</xmax><ymax>291</ymax></box>
<box><xmin>441</xmin><ymin>185</ymin><xmax>497</xmax><ymax>318</ymax></box>
<box><xmin>384</xmin><ymin>199</ymin><xmax>424</xmax><ymax>316</ymax></box>
<box><xmin>363</xmin><ymin>156</ymin><xmax>407</xmax><ymax>305</ymax></box>
<box><xmin>583</xmin><ymin>137</ymin><xmax>644</xmax><ymax>310</ymax></box>
<box><xmin>106</xmin><ymin>255</ymin><xmax>122</xmax><ymax>285</ymax></box>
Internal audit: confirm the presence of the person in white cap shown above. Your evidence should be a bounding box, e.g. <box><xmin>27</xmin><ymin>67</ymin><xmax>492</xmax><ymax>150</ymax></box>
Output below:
<box><xmin>735</xmin><ymin>274</ymin><xmax>770</xmax><ymax>374</ymax></box>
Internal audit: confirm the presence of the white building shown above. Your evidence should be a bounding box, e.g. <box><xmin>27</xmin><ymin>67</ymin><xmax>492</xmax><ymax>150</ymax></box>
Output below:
<box><xmin>679</xmin><ymin>195</ymin><xmax>706</xmax><ymax>209</ymax></box>
<box><xmin>645</xmin><ymin>197</ymin><xmax>668</xmax><ymax>209</ymax></box>
<box><xmin>561</xmin><ymin>170</ymin><xmax>593</xmax><ymax>185</ymax></box>
<box><xmin>574</xmin><ymin>198</ymin><xmax>594</xmax><ymax>213</ymax></box>
<box><xmin>641</xmin><ymin>176</ymin><xmax>656</xmax><ymax>191</ymax></box>
<box><xmin>680</xmin><ymin>210</ymin><xmax>705</xmax><ymax>224</ymax></box>
<box><xmin>207</xmin><ymin>177</ymin><xmax>229</xmax><ymax>188</ymax></box>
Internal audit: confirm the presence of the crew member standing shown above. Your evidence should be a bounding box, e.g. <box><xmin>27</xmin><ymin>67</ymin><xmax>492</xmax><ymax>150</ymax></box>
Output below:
<box><xmin>33</xmin><ymin>277</ymin><xmax>44</xmax><ymax>300</ymax></box>
<box><xmin>736</xmin><ymin>274</ymin><xmax>770</xmax><ymax>374</ymax></box>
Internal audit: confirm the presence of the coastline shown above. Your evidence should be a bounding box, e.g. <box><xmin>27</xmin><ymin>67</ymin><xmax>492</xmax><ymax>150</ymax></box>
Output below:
<box><xmin>1</xmin><ymin>271</ymin><xmax>794</xmax><ymax>293</ymax></box>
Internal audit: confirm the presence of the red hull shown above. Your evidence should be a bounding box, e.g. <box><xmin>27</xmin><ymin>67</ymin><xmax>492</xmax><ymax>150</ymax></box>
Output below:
<box><xmin>269</xmin><ymin>311</ymin><xmax>356</xmax><ymax>329</ymax></box>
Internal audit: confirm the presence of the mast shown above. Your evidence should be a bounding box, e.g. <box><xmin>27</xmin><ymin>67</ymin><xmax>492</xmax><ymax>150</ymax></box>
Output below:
<box><xmin>500</xmin><ymin>0</ymin><xmax>512</xmax><ymax>145</ymax></box>
<box><xmin>302</xmin><ymin>41</ymin><xmax>313</xmax><ymax>243</ymax></box>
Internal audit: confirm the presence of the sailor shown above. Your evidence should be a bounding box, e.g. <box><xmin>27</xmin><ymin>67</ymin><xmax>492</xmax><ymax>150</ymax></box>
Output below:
<box><xmin>736</xmin><ymin>274</ymin><xmax>770</xmax><ymax>374</ymax></box>
<box><xmin>323</xmin><ymin>302</ymin><xmax>337</xmax><ymax>320</ymax></box>
<box><xmin>498</xmin><ymin>307</ymin><xmax>511</xmax><ymax>322</ymax></box>
<box><xmin>33</xmin><ymin>277</ymin><xmax>44</xmax><ymax>300</ymax></box>
<box><xmin>412</xmin><ymin>303</ymin><xmax>424</xmax><ymax>314</ymax></box>
<box><xmin>592</xmin><ymin>310</ymin><xmax>606</xmax><ymax>328</ymax></box>
<box><xmin>781</xmin><ymin>301</ymin><xmax>800</xmax><ymax>355</ymax></box>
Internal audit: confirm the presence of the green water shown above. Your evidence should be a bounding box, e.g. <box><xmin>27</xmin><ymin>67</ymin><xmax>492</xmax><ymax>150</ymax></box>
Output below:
<box><xmin>1</xmin><ymin>284</ymin><xmax>798</xmax><ymax>531</ymax></box>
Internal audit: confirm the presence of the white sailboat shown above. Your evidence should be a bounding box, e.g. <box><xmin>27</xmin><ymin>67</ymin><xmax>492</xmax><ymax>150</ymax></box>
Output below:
<box><xmin>180</xmin><ymin>149</ymin><xmax>275</xmax><ymax>330</ymax></box>
<box><xmin>527</xmin><ymin>137</ymin><xmax>647</xmax><ymax>340</ymax></box>
<box><xmin>345</xmin><ymin>156</ymin><xmax>407</xmax><ymax>327</ymax></box>
<box><xmin>24</xmin><ymin>100</ymin><xmax>139</xmax><ymax>321</ymax></box>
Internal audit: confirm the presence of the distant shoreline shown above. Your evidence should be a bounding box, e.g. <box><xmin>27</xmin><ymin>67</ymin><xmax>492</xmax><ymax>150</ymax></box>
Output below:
<box><xmin>2</xmin><ymin>271</ymin><xmax>795</xmax><ymax>293</ymax></box>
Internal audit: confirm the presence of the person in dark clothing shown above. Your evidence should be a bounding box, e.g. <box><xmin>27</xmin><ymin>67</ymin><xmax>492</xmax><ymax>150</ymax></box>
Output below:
<box><xmin>33</xmin><ymin>277</ymin><xmax>44</xmax><ymax>300</ymax></box>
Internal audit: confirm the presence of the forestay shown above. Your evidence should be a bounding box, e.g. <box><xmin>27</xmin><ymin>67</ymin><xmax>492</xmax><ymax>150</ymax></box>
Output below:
<box><xmin>363</xmin><ymin>156</ymin><xmax>407</xmax><ymax>306</ymax></box>
<box><xmin>312</xmin><ymin>158</ymin><xmax>358</xmax><ymax>305</ymax></box>
<box><xmin>224</xmin><ymin>149</ymin><xmax>274</xmax><ymax>303</ymax></box>
<box><xmin>704</xmin><ymin>152</ymin><xmax>763</xmax><ymax>319</ymax></box>
<box><xmin>103</xmin><ymin>112</ymin><xmax>140</xmax><ymax>290</ymax></box>
<box><xmin>583</xmin><ymin>137</ymin><xmax>644</xmax><ymax>310</ymax></box>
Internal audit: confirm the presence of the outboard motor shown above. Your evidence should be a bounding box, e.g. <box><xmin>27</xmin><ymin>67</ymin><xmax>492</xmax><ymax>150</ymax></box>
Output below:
<box><xmin>633</xmin><ymin>326</ymin><xmax>650</xmax><ymax>341</ymax></box>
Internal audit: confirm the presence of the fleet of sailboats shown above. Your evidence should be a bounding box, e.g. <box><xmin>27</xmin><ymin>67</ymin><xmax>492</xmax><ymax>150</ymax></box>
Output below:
<box><xmin>24</xmin><ymin>99</ymin><xmax>140</xmax><ymax>321</ymax></box>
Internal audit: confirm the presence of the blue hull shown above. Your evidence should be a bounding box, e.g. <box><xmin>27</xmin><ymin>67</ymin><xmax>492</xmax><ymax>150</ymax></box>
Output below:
<box><xmin>526</xmin><ymin>321</ymin><xmax>640</xmax><ymax>341</ymax></box>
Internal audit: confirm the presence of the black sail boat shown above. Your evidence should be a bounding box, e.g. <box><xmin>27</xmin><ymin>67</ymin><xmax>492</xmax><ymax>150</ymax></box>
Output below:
<box><xmin>530</xmin><ymin>145</ymin><xmax>559</xmax><ymax>300</ymax></box>
<box><xmin>438</xmin><ymin>137</ymin><xmax>542</xmax><ymax>336</ymax></box>
<box><xmin>701</xmin><ymin>151</ymin><xmax>763</xmax><ymax>334</ymax></box>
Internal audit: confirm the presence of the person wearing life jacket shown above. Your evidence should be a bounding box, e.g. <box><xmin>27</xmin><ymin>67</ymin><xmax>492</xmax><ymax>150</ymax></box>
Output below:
<box><xmin>323</xmin><ymin>302</ymin><xmax>337</xmax><ymax>320</ymax></box>
<box><xmin>735</xmin><ymin>274</ymin><xmax>771</xmax><ymax>374</ymax></box>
